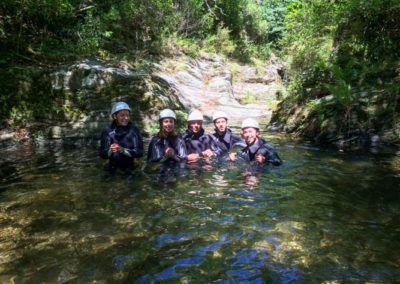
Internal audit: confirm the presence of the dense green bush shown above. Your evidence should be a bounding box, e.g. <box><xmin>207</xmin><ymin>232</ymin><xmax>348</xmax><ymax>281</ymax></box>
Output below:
<box><xmin>0</xmin><ymin>0</ymin><xmax>291</xmax><ymax>62</ymax></box>
<box><xmin>3</xmin><ymin>0</ymin><xmax>399</xmax><ymax>142</ymax></box>
<box><xmin>278</xmin><ymin>0</ymin><xmax>400</xmax><ymax>141</ymax></box>
<box><xmin>1</xmin><ymin>0</ymin><xmax>294</xmax><ymax>128</ymax></box>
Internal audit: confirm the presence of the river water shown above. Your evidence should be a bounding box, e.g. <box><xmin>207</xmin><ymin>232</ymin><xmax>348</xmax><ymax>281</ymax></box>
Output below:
<box><xmin>1</xmin><ymin>134</ymin><xmax>399</xmax><ymax>283</ymax></box>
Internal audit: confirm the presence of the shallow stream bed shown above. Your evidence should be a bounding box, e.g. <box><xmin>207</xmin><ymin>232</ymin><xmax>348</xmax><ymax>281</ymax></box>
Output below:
<box><xmin>1</xmin><ymin>135</ymin><xmax>399</xmax><ymax>283</ymax></box>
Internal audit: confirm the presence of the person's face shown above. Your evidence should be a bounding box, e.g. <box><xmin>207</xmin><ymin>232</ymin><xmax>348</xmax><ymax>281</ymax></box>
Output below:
<box><xmin>189</xmin><ymin>120</ymin><xmax>202</xmax><ymax>133</ymax></box>
<box><xmin>114</xmin><ymin>110</ymin><xmax>130</xmax><ymax>126</ymax></box>
<box><xmin>241</xmin><ymin>127</ymin><xmax>259</xmax><ymax>145</ymax></box>
<box><xmin>214</xmin><ymin>118</ymin><xmax>227</xmax><ymax>134</ymax></box>
<box><xmin>161</xmin><ymin>118</ymin><xmax>175</xmax><ymax>133</ymax></box>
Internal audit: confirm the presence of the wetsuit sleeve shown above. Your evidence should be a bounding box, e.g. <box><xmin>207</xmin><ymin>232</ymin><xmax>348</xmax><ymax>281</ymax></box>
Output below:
<box><xmin>201</xmin><ymin>134</ymin><xmax>216</xmax><ymax>156</ymax></box>
<box><xmin>232</xmin><ymin>133</ymin><xmax>242</xmax><ymax>145</ymax></box>
<box><xmin>123</xmin><ymin>128</ymin><xmax>144</xmax><ymax>158</ymax></box>
<box><xmin>181</xmin><ymin>132</ymin><xmax>194</xmax><ymax>154</ymax></box>
<box><xmin>234</xmin><ymin>141</ymin><xmax>251</xmax><ymax>162</ymax></box>
<box><xmin>99</xmin><ymin>129</ymin><xmax>112</xmax><ymax>159</ymax></box>
<box><xmin>210</xmin><ymin>135</ymin><xmax>223</xmax><ymax>156</ymax></box>
<box><xmin>175</xmin><ymin>136</ymin><xmax>188</xmax><ymax>161</ymax></box>
<box><xmin>147</xmin><ymin>137</ymin><xmax>164</xmax><ymax>162</ymax></box>
<box><xmin>259</xmin><ymin>144</ymin><xmax>282</xmax><ymax>166</ymax></box>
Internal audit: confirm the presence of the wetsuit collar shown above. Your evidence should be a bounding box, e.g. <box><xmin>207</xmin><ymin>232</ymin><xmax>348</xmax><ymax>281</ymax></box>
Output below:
<box><xmin>186</xmin><ymin>128</ymin><xmax>205</xmax><ymax>139</ymax></box>
<box><xmin>247</xmin><ymin>138</ymin><xmax>264</xmax><ymax>155</ymax></box>
<box><xmin>215</xmin><ymin>128</ymin><xmax>232</xmax><ymax>144</ymax></box>
<box><xmin>110</xmin><ymin>122</ymin><xmax>131</xmax><ymax>137</ymax></box>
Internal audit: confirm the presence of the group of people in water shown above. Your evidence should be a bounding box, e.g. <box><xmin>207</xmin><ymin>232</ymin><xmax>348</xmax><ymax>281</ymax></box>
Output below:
<box><xmin>99</xmin><ymin>101</ymin><xmax>282</xmax><ymax>173</ymax></box>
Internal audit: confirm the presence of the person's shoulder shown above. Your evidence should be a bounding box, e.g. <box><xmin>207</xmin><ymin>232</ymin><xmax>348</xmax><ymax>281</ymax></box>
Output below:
<box><xmin>149</xmin><ymin>134</ymin><xmax>158</xmax><ymax>140</ymax></box>
<box><xmin>175</xmin><ymin>134</ymin><xmax>185</xmax><ymax>141</ymax></box>
<box><xmin>181</xmin><ymin>131</ymin><xmax>190</xmax><ymax>139</ymax></box>
<box><xmin>260</xmin><ymin>139</ymin><xmax>275</xmax><ymax>150</ymax></box>
<box><xmin>204</xmin><ymin>132</ymin><xmax>213</xmax><ymax>139</ymax></box>
<box><xmin>101</xmin><ymin>124</ymin><xmax>113</xmax><ymax>134</ymax></box>
<box><xmin>232</xmin><ymin>140</ymin><xmax>246</xmax><ymax>148</ymax></box>
<box><xmin>129</xmin><ymin>124</ymin><xmax>140</xmax><ymax>131</ymax></box>
<box><xmin>201</xmin><ymin>133</ymin><xmax>214</xmax><ymax>143</ymax></box>
<box><xmin>210</xmin><ymin>131</ymin><xmax>218</xmax><ymax>139</ymax></box>
<box><xmin>228</xmin><ymin>129</ymin><xmax>241</xmax><ymax>139</ymax></box>
<box><xmin>128</xmin><ymin>124</ymin><xmax>144</xmax><ymax>136</ymax></box>
<box><xmin>147</xmin><ymin>135</ymin><xmax>159</xmax><ymax>144</ymax></box>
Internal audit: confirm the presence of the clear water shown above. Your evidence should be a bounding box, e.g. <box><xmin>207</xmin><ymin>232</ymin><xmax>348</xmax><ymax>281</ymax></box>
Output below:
<box><xmin>1</xmin><ymin>136</ymin><xmax>400</xmax><ymax>283</ymax></box>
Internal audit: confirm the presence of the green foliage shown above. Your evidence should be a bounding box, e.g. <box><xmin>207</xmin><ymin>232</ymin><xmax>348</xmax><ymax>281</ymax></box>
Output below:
<box><xmin>160</xmin><ymin>33</ymin><xmax>201</xmax><ymax>57</ymax></box>
<box><xmin>325</xmin><ymin>63</ymin><xmax>358</xmax><ymax>109</ymax></box>
<box><xmin>241</xmin><ymin>91</ymin><xmax>257</xmax><ymax>104</ymax></box>
<box><xmin>281</xmin><ymin>0</ymin><xmax>400</xmax><ymax>85</ymax></box>
<box><xmin>0</xmin><ymin>0</ymin><xmax>296</xmax><ymax>64</ymax></box>
<box><xmin>281</xmin><ymin>0</ymin><xmax>336</xmax><ymax>72</ymax></box>
<box><xmin>77</xmin><ymin>12</ymin><xmax>101</xmax><ymax>54</ymax></box>
<box><xmin>214</xmin><ymin>0</ymin><xmax>244</xmax><ymax>38</ymax></box>
<box><xmin>175</xmin><ymin>110</ymin><xmax>188</xmax><ymax>134</ymax></box>
<box><xmin>203</xmin><ymin>25</ymin><xmax>236</xmax><ymax>56</ymax></box>
<box><xmin>260</xmin><ymin>0</ymin><xmax>292</xmax><ymax>44</ymax></box>
<box><xmin>0</xmin><ymin>68</ymin><xmax>66</xmax><ymax>127</ymax></box>
<box><xmin>277</xmin><ymin>0</ymin><xmax>400</xmax><ymax>142</ymax></box>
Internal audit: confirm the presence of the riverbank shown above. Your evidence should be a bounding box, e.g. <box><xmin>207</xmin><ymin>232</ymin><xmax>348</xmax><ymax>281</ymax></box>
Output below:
<box><xmin>0</xmin><ymin>54</ymin><xmax>283</xmax><ymax>146</ymax></box>
<box><xmin>2</xmin><ymin>52</ymin><xmax>399</xmax><ymax>153</ymax></box>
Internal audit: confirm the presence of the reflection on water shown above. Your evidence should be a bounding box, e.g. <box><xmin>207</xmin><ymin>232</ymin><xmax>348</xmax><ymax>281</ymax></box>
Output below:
<box><xmin>0</xmin><ymin>139</ymin><xmax>400</xmax><ymax>283</ymax></box>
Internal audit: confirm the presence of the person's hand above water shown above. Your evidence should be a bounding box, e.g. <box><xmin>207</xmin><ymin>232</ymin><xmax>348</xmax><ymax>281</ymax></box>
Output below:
<box><xmin>165</xmin><ymin>147</ymin><xmax>175</xmax><ymax>157</ymax></box>
<box><xmin>255</xmin><ymin>153</ymin><xmax>266</xmax><ymax>164</ymax></box>
<box><xmin>187</xmin><ymin>153</ymin><xmax>200</xmax><ymax>163</ymax></box>
<box><xmin>228</xmin><ymin>152</ymin><xmax>237</xmax><ymax>161</ymax></box>
<box><xmin>202</xmin><ymin>149</ymin><xmax>214</xmax><ymax>158</ymax></box>
<box><xmin>110</xmin><ymin>143</ymin><xmax>121</xmax><ymax>153</ymax></box>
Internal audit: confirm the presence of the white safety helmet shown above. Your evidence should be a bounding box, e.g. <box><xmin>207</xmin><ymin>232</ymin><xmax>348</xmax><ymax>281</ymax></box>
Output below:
<box><xmin>241</xmin><ymin>118</ymin><xmax>260</xmax><ymax>130</ymax></box>
<box><xmin>159</xmin><ymin>109</ymin><xmax>176</xmax><ymax>121</ymax></box>
<box><xmin>187</xmin><ymin>109</ymin><xmax>203</xmax><ymax>122</ymax></box>
<box><xmin>212</xmin><ymin>110</ymin><xmax>228</xmax><ymax>122</ymax></box>
<box><xmin>111</xmin><ymin>102</ymin><xmax>131</xmax><ymax>116</ymax></box>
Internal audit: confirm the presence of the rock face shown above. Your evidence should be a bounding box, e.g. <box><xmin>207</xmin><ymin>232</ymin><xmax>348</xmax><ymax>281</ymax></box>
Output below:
<box><xmin>155</xmin><ymin>55</ymin><xmax>236</xmax><ymax>111</ymax></box>
<box><xmin>154</xmin><ymin>55</ymin><xmax>283</xmax><ymax>126</ymax></box>
<box><xmin>231</xmin><ymin>60</ymin><xmax>283</xmax><ymax>126</ymax></box>
<box><xmin>1</xmin><ymin>55</ymin><xmax>283</xmax><ymax>142</ymax></box>
<box><xmin>269</xmin><ymin>88</ymin><xmax>400</xmax><ymax>149</ymax></box>
<box><xmin>4</xmin><ymin>59</ymin><xmax>183</xmax><ymax>140</ymax></box>
<box><xmin>51</xmin><ymin>60</ymin><xmax>185</xmax><ymax>139</ymax></box>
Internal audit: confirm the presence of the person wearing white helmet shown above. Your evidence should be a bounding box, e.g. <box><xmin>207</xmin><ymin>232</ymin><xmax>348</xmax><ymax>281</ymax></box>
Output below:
<box><xmin>228</xmin><ymin>118</ymin><xmax>282</xmax><ymax>166</ymax></box>
<box><xmin>99</xmin><ymin>101</ymin><xmax>144</xmax><ymax>171</ymax></box>
<box><xmin>211</xmin><ymin>110</ymin><xmax>241</xmax><ymax>156</ymax></box>
<box><xmin>182</xmin><ymin>108</ymin><xmax>216</xmax><ymax>163</ymax></box>
<box><xmin>147</xmin><ymin>109</ymin><xmax>187</xmax><ymax>163</ymax></box>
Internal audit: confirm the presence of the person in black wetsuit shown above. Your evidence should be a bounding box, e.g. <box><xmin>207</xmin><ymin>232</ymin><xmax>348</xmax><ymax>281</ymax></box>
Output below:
<box><xmin>229</xmin><ymin>118</ymin><xmax>282</xmax><ymax>166</ymax></box>
<box><xmin>181</xmin><ymin>109</ymin><xmax>215</xmax><ymax>163</ymax></box>
<box><xmin>99</xmin><ymin>102</ymin><xmax>144</xmax><ymax>171</ymax></box>
<box><xmin>147</xmin><ymin>109</ymin><xmax>187</xmax><ymax>164</ymax></box>
<box><xmin>210</xmin><ymin>110</ymin><xmax>241</xmax><ymax>157</ymax></box>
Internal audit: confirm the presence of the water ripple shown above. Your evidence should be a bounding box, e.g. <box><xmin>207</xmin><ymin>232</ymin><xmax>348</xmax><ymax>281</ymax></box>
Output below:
<box><xmin>156</xmin><ymin>233</ymin><xmax>195</xmax><ymax>248</ymax></box>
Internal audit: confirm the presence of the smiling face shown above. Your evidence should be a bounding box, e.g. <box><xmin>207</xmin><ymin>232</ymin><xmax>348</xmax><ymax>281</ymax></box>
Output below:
<box><xmin>214</xmin><ymin>118</ymin><xmax>227</xmax><ymax>134</ymax></box>
<box><xmin>241</xmin><ymin>127</ymin><xmax>259</xmax><ymax>145</ymax></box>
<box><xmin>114</xmin><ymin>110</ymin><xmax>130</xmax><ymax>126</ymax></box>
<box><xmin>188</xmin><ymin>120</ymin><xmax>202</xmax><ymax>134</ymax></box>
<box><xmin>161</xmin><ymin>118</ymin><xmax>175</xmax><ymax>133</ymax></box>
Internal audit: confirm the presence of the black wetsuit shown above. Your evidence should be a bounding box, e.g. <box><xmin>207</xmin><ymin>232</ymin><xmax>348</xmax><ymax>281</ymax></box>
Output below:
<box><xmin>211</xmin><ymin>128</ymin><xmax>241</xmax><ymax>156</ymax></box>
<box><xmin>233</xmin><ymin>138</ymin><xmax>282</xmax><ymax>166</ymax></box>
<box><xmin>181</xmin><ymin>128</ymin><xmax>215</xmax><ymax>155</ymax></box>
<box><xmin>99</xmin><ymin>122</ymin><xmax>144</xmax><ymax>170</ymax></box>
<box><xmin>147</xmin><ymin>135</ymin><xmax>187</xmax><ymax>163</ymax></box>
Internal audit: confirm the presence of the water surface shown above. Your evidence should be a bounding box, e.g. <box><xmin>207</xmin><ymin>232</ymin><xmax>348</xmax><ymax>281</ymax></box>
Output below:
<box><xmin>1</xmin><ymin>136</ymin><xmax>399</xmax><ymax>283</ymax></box>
